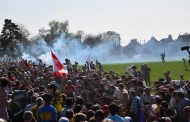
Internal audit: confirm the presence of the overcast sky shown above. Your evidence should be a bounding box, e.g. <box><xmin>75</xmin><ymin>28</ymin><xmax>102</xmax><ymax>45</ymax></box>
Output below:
<box><xmin>0</xmin><ymin>0</ymin><xmax>190</xmax><ymax>46</ymax></box>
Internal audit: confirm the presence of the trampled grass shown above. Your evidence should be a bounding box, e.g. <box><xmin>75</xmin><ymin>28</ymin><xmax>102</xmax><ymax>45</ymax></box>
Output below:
<box><xmin>102</xmin><ymin>61</ymin><xmax>190</xmax><ymax>82</ymax></box>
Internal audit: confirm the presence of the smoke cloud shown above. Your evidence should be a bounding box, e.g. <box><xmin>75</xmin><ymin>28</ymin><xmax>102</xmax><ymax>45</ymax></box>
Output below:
<box><xmin>21</xmin><ymin>33</ymin><xmax>189</xmax><ymax>65</ymax></box>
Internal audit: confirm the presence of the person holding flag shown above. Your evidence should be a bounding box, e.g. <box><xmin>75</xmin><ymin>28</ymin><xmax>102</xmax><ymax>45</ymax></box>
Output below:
<box><xmin>64</xmin><ymin>59</ymin><xmax>73</xmax><ymax>75</ymax></box>
<box><xmin>19</xmin><ymin>55</ymin><xmax>31</xmax><ymax>68</ymax></box>
<box><xmin>86</xmin><ymin>55</ymin><xmax>91</xmax><ymax>70</ymax></box>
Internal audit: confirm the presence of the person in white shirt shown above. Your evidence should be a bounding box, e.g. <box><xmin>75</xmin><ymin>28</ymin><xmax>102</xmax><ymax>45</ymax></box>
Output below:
<box><xmin>111</xmin><ymin>85</ymin><xmax>121</xmax><ymax>100</ymax></box>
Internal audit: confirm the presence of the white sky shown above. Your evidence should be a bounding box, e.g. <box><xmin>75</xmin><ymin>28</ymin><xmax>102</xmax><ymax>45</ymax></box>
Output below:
<box><xmin>0</xmin><ymin>0</ymin><xmax>190</xmax><ymax>46</ymax></box>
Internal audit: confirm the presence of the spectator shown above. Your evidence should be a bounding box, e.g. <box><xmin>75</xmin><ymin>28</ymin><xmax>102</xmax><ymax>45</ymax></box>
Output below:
<box><xmin>86</xmin><ymin>110</ymin><xmax>95</xmax><ymax>121</ymax></box>
<box><xmin>37</xmin><ymin>94</ymin><xmax>57</xmax><ymax>122</ymax></box>
<box><xmin>65</xmin><ymin>109</ymin><xmax>74</xmax><ymax>122</ymax></box>
<box><xmin>64</xmin><ymin>80</ymin><xmax>76</xmax><ymax>98</ymax></box>
<box><xmin>23</xmin><ymin>111</ymin><xmax>36</xmax><ymax>122</ymax></box>
<box><xmin>58</xmin><ymin>117</ymin><xmax>69</xmax><ymax>122</ymax></box>
<box><xmin>60</xmin><ymin>98</ymin><xmax>74</xmax><ymax>117</ymax></box>
<box><xmin>95</xmin><ymin>109</ymin><xmax>105</xmax><ymax>122</ymax></box>
<box><xmin>0</xmin><ymin>78</ymin><xmax>12</xmax><ymax>120</ymax></box>
<box><xmin>183</xmin><ymin>106</ymin><xmax>190</xmax><ymax>122</ymax></box>
<box><xmin>129</xmin><ymin>90</ymin><xmax>144</xmax><ymax>122</ymax></box>
<box><xmin>74</xmin><ymin>113</ymin><xmax>86</xmax><ymax>122</ymax></box>
<box><xmin>32</xmin><ymin>97</ymin><xmax>44</xmax><ymax>120</ymax></box>
<box><xmin>25</xmin><ymin>93</ymin><xmax>39</xmax><ymax>112</ymax></box>
<box><xmin>48</xmin><ymin>81</ymin><xmax>63</xmax><ymax>114</ymax></box>
<box><xmin>176</xmin><ymin>92</ymin><xmax>190</xmax><ymax>121</ymax></box>
<box><xmin>107</xmin><ymin>103</ymin><xmax>124</xmax><ymax>122</ymax></box>
<box><xmin>172</xmin><ymin>80</ymin><xmax>184</xmax><ymax>92</ymax></box>
<box><xmin>141</xmin><ymin>64</ymin><xmax>151</xmax><ymax>86</ymax></box>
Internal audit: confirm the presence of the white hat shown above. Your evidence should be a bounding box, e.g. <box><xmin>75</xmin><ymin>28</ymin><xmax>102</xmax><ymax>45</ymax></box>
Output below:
<box><xmin>33</xmin><ymin>93</ymin><xmax>39</xmax><ymax>98</ymax></box>
<box><xmin>173</xmin><ymin>80</ymin><xmax>180</xmax><ymax>86</ymax></box>
<box><xmin>48</xmin><ymin>81</ymin><xmax>58</xmax><ymax>88</ymax></box>
<box><xmin>151</xmin><ymin>104</ymin><xmax>157</xmax><ymax>112</ymax></box>
<box><xmin>58</xmin><ymin>117</ymin><xmax>69</xmax><ymax>122</ymax></box>
<box><xmin>67</xmin><ymin>80</ymin><xmax>72</xmax><ymax>83</ymax></box>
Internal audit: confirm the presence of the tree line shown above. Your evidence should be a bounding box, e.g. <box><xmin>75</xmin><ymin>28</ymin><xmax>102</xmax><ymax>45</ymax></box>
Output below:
<box><xmin>0</xmin><ymin>19</ymin><xmax>121</xmax><ymax>57</ymax></box>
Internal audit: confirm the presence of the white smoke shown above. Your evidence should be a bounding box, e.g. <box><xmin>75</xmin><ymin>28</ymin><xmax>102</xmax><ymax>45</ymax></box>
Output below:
<box><xmin>22</xmin><ymin>33</ymin><xmax>124</xmax><ymax>65</ymax></box>
<box><xmin>20</xmin><ymin>33</ymin><xmax>189</xmax><ymax>65</ymax></box>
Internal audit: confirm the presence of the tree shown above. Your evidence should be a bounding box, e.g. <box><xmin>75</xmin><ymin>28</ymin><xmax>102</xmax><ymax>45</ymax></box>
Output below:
<box><xmin>101</xmin><ymin>31</ymin><xmax>121</xmax><ymax>54</ymax></box>
<box><xmin>83</xmin><ymin>34</ymin><xmax>102</xmax><ymax>48</ymax></box>
<box><xmin>17</xmin><ymin>24</ymin><xmax>30</xmax><ymax>49</ymax></box>
<box><xmin>74</xmin><ymin>30</ymin><xmax>84</xmax><ymax>39</ymax></box>
<box><xmin>38</xmin><ymin>20</ymin><xmax>70</xmax><ymax>45</ymax></box>
<box><xmin>0</xmin><ymin>19</ymin><xmax>22</xmax><ymax>56</ymax></box>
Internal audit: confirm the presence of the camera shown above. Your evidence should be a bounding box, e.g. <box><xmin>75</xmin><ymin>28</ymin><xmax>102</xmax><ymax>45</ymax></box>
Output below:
<box><xmin>181</xmin><ymin>46</ymin><xmax>190</xmax><ymax>51</ymax></box>
<box><xmin>181</xmin><ymin>46</ymin><xmax>190</xmax><ymax>55</ymax></box>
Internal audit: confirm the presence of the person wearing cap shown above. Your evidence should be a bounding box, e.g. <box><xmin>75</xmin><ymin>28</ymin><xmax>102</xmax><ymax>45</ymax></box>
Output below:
<box><xmin>64</xmin><ymin>80</ymin><xmax>76</xmax><ymax>98</ymax></box>
<box><xmin>58</xmin><ymin>117</ymin><xmax>69</xmax><ymax>122</ymax></box>
<box><xmin>37</xmin><ymin>93</ymin><xmax>57</xmax><ymax>122</ymax></box>
<box><xmin>48</xmin><ymin>81</ymin><xmax>63</xmax><ymax>114</ymax></box>
<box><xmin>25</xmin><ymin>92</ymin><xmax>39</xmax><ymax>112</ymax></box>
<box><xmin>172</xmin><ymin>80</ymin><xmax>184</xmax><ymax>92</ymax></box>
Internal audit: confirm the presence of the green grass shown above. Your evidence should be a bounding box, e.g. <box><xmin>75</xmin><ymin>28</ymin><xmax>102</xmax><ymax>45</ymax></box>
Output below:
<box><xmin>102</xmin><ymin>61</ymin><xmax>190</xmax><ymax>82</ymax></box>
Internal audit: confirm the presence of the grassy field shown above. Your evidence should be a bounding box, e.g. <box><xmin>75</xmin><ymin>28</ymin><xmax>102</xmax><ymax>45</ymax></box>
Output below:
<box><xmin>102</xmin><ymin>61</ymin><xmax>190</xmax><ymax>82</ymax></box>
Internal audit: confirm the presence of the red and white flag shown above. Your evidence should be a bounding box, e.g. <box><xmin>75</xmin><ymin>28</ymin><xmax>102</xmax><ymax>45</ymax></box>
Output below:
<box><xmin>51</xmin><ymin>51</ymin><xmax>68</xmax><ymax>77</ymax></box>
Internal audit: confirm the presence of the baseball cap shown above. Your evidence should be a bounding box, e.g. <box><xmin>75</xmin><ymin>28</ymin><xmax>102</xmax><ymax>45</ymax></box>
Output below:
<box><xmin>58</xmin><ymin>117</ymin><xmax>69</xmax><ymax>122</ymax></box>
<box><xmin>33</xmin><ymin>93</ymin><xmax>39</xmax><ymax>98</ymax></box>
<box><xmin>48</xmin><ymin>81</ymin><xmax>58</xmax><ymax>88</ymax></box>
<box><xmin>172</xmin><ymin>80</ymin><xmax>180</xmax><ymax>86</ymax></box>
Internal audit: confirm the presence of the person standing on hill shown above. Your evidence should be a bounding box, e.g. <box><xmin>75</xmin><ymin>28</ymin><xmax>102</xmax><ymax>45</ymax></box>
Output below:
<box><xmin>160</xmin><ymin>51</ymin><xmax>165</xmax><ymax>63</ymax></box>
<box><xmin>141</xmin><ymin>64</ymin><xmax>151</xmax><ymax>86</ymax></box>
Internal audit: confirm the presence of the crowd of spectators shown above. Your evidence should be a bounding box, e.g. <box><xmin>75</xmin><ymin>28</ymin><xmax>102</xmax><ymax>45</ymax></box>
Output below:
<box><xmin>0</xmin><ymin>59</ymin><xmax>190</xmax><ymax>122</ymax></box>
